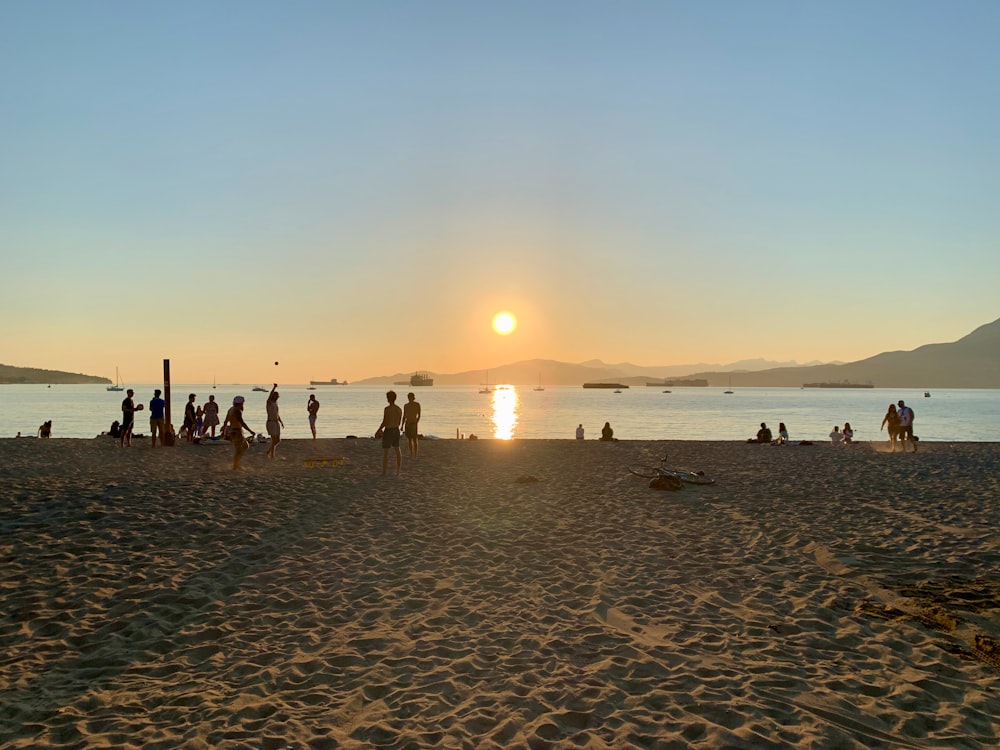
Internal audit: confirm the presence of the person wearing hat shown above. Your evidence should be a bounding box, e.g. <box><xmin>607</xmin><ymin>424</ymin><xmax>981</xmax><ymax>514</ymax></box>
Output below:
<box><xmin>221</xmin><ymin>395</ymin><xmax>256</xmax><ymax>470</ymax></box>
<box><xmin>149</xmin><ymin>388</ymin><xmax>167</xmax><ymax>448</ymax></box>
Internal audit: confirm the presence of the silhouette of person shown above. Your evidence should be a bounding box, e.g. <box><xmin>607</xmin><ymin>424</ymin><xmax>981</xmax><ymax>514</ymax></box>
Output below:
<box><xmin>203</xmin><ymin>395</ymin><xmax>221</xmax><ymax>437</ymax></box>
<box><xmin>149</xmin><ymin>389</ymin><xmax>166</xmax><ymax>447</ymax></box>
<box><xmin>221</xmin><ymin>396</ymin><xmax>255</xmax><ymax>470</ymax></box>
<box><xmin>307</xmin><ymin>394</ymin><xmax>320</xmax><ymax>439</ymax></box>
<box><xmin>402</xmin><ymin>392</ymin><xmax>421</xmax><ymax>458</ymax></box>
<box><xmin>897</xmin><ymin>400</ymin><xmax>916</xmax><ymax>452</ymax></box>
<box><xmin>265</xmin><ymin>384</ymin><xmax>284</xmax><ymax>459</ymax></box>
<box><xmin>756</xmin><ymin>422</ymin><xmax>772</xmax><ymax>443</ymax></box>
<box><xmin>881</xmin><ymin>403</ymin><xmax>900</xmax><ymax>452</ymax></box>
<box><xmin>376</xmin><ymin>390</ymin><xmax>403</xmax><ymax>476</ymax></box>
<box><xmin>600</xmin><ymin>422</ymin><xmax>615</xmax><ymax>441</ymax></box>
<box><xmin>576</xmin><ymin>424</ymin><xmax>585</xmax><ymax>440</ymax></box>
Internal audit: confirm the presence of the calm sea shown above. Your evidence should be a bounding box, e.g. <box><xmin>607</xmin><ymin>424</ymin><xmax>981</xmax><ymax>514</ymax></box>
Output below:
<box><xmin>3</xmin><ymin>384</ymin><xmax>998</xmax><ymax>442</ymax></box>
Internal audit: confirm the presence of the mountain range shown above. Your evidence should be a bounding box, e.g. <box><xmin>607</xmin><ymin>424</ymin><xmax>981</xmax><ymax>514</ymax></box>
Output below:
<box><xmin>361</xmin><ymin>317</ymin><xmax>1000</xmax><ymax>389</ymax></box>
<box><xmin>4</xmin><ymin>317</ymin><xmax>998</xmax><ymax>388</ymax></box>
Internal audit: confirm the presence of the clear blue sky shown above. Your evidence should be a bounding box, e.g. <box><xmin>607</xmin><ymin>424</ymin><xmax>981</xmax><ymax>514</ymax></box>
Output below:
<box><xmin>2</xmin><ymin>1</ymin><xmax>997</xmax><ymax>384</ymax></box>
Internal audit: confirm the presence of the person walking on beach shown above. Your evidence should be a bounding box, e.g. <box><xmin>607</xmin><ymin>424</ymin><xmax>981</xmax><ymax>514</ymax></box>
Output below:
<box><xmin>376</xmin><ymin>390</ymin><xmax>403</xmax><ymax>476</ymax></box>
<box><xmin>265</xmin><ymin>384</ymin><xmax>284</xmax><ymax>459</ymax></box>
<box><xmin>120</xmin><ymin>389</ymin><xmax>138</xmax><ymax>447</ymax></box>
<box><xmin>880</xmin><ymin>403</ymin><xmax>900</xmax><ymax>452</ymax></box>
<box><xmin>402</xmin><ymin>392</ymin><xmax>421</xmax><ymax>458</ymax></box>
<box><xmin>897</xmin><ymin>399</ymin><xmax>916</xmax><ymax>453</ymax></box>
<box><xmin>149</xmin><ymin>389</ymin><xmax>166</xmax><ymax>447</ymax></box>
<box><xmin>221</xmin><ymin>395</ymin><xmax>255</xmax><ymax>470</ymax></box>
<box><xmin>183</xmin><ymin>393</ymin><xmax>198</xmax><ymax>443</ymax></box>
<box><xmin>202</xmin><ymin>395</ymin><xmax>221</xmax><ymax>438</ymax></box>
<box><xmin>307</xmin><ymin>394</ymin><xmax>320</xmax><ymax>439</ymax></box>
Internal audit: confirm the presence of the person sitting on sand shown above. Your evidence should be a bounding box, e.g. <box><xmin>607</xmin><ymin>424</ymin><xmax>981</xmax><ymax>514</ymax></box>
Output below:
<box><xmin>221</xmin><ymin>395</ymin><xmax>255</xmax><ymax>470</ymax></box>
<box><xmin>576</xmin><ymin>424</ymin><xmax>584</xmax><ymax>440</ymax></box>
<box><xmin>756</xmin><ymin>422</ymin><xmax>772</xmax><ymax>443</ymax></box>
<box><xmin>843</xmin><ymin>422</ymin><xmax>854</xmax><ymax>444</ymax></box>
<box><xmin>38</xmin><ymin>420</ymin><xmax>52</xmax><ymax>438</ymax></box>
<box><xmin>776</xmin><ymin>422</ymin><xmax>789</xmax><ymax>444</ymax></box>
<box><xmin>600</xmin><ymin>422</ymin><xmax>616</xmax><ymax>441</ymax></box>
<box><xmin>830</xmin><ymin>425</ymin><xmax>845</xmax><ymax>445</ymax></box>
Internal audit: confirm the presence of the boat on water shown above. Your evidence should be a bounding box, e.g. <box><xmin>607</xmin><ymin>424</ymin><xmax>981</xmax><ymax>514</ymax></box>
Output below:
<box><xmin>803</xmin><ymin>381</ymin><xmax>874</xmax><ymax>389</ymax></box>
<box><xmin>645</xmin><ymin>379</ymin><xmax>708</xmax><ymax>387</ymax></box>
<box><xmin>533</xmin><ymin>373</ymin><xmax>544</xmax><ymax>392</ymax></box>
<box><xmin>582</xmin><ymin>382</ymin><xmax>628</xmax><ymax>389</ymax></box>
<box><xmin>479</xmin><ymin>371</ymin><xmax>492</xmax><ymax>393</ymax></box>
<box><xmin>251</xmin><ymin>386</ymin><xmax>268</xmax><ymax>392</ymax></box>
<box><xmin>107</xmin><ymin>367</ymin><xmax>124</xmax><ymax>392</ymax></box>
<box><xmin>309</xmin><ymin>378</ymin><xmax>348</xmax><ymax>385</ymax></box>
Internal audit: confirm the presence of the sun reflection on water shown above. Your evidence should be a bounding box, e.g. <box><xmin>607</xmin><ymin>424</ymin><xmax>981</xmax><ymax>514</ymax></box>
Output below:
<box><xmin>491</xmin><ymin>386</ymin><xmax>519</xmax><ymax>439</ymax></box>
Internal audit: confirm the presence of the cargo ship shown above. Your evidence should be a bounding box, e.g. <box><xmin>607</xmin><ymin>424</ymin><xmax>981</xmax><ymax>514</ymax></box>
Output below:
<box><xmin>394</xmin><ymin>372</ymin><xmax>434</xmax><ymax>387</ymax></box>
<box><xmin>803</xmin><ymin>381</ymin><xmax>874</xmax><ymax>389</ymax></box>
<box><xmin>309</xmin><ymin>378</ymin><xmax>348</xmax><ymax>385</ymax></box>
<box><xmin>583</xmin><ymin>382</ymin><xmax>629</xmax><ymax>389</ymax></box>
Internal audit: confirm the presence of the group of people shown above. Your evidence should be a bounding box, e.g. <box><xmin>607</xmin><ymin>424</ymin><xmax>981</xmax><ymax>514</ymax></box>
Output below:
<box><xmin>880</xmin><ymin>399</ymin><xmax>917</xmax><ymax>452</ymax></box>
<box><xmin>752</xmin><ymin>399</ymin><xmax>917</xmax><ymax>451</ymax></box>
<box><xmin>829</xmin><ymin>422</ymin><xmax>854</xmax><ymax>445</ymax></box>
<box><xmin>574</xmin><ymin>422</ymin><xmax>616</xmax><ymax>441</ymax></box>
<box><xmin>755</xmin><ymin>422</ymin><xmax>790</xmax><ymax>444</ymax></box>
<box><xmin>375</xmin><ymin>391</ymin><xmax>422</xmax><ymax>476</ymax></box>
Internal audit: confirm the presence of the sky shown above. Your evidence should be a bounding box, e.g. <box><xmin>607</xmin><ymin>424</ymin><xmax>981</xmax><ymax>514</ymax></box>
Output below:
<box><xmin>2</xmin><ymin>1</ymin><xmax>998</xmax><ymax>385</ymax></box>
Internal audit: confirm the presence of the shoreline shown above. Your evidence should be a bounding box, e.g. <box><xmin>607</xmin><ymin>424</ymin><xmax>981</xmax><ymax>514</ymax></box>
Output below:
<box><xmin>2</xmin><ymin>439</ymin><xmax>998</xmax><ymax>747</ymax></box>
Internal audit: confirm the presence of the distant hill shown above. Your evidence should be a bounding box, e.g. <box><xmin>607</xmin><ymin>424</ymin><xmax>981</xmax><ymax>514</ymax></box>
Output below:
<box><xmin>356</xmin><ymin>317</ymin><xmax>1000</xmax><ymax>389</ymax></box>
<box><xmin>0</xmin><ymin>364</ymin><xmax>111</xmax><ymax>385</ymax></box>
<box><xmin>683</xmin><ymin>317</ymin><xmax>1000</xmax><ymax>388</ymax></box>
<box><xmin>356</xmin><ymin>357</ymin><xmax>835</xmax><ymax>387</ymax></box>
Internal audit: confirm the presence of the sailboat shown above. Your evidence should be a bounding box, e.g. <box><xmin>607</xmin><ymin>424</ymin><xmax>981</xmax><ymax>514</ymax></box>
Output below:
<box><xmin>479</xmin><ymin>371</ymin><xmax>492</xmax><ymax>394</ymax></box>
<box><xmin>533</xmin><ymin>373</ymin><xmax>545</xmax><ymax>392</ymax></box>
<box><xmin>723</xmin><ymin>375</ymin><xmax>734</xmax><ymax>394</ymax></box>
<box><xmin>107</xmin><ymin>367</ymin><xmax>124</xmax><ymax>392</ymax></box>
<box><xmin>213</xmin><ymin>375</ymin><xmax>217</xmax><ymax>390</ymax></box>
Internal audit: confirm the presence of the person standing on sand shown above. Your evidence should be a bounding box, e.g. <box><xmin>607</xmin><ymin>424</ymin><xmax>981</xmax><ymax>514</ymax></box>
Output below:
<box><xmin>402</xmin><ymin>392</ymin><xmax>421</xmax><ymax>458</ymax></box>
<box><xmin>120</xmin><ymin>389</ymin><xmax>138</xmax><ymax>447</ymax></box>
<box><xmin>265</xmin><ymin>384</ymin><xmax>284</xmax><ymax>459</ymax></box>
<box><xmin>221</xmin><ymin>395</ymin><xmax>255</xmax><ymax>470</ymax></box>
<box><xmin>183</xmin><ymin>393</ymin><xmax>198</xmax><ymax>443</ymax></box>
<box><xmin>149</xmin><ymin>389</ymin><xmax>166</xmax><ymax>447</ymax></box>
<box><xmin>307</xmin><ymin>394</ymin><xmax>320</xmax><ymax>439</ymax></box>
<box><xmin>880</xmin><ymin>403</ymin><xmax>900</xmax><ymax>452</ymax></box>
<box><xmin>897</xmin><ymin>399</ymin><xmax>916</xmax><ymax>453</ymax></box>
<box><xmin>203</xmin><ymin>395</ymin><xmax>220</xmax><ymax>437</ymax></box>
<box><xmin>375</xmin><ymin>390</ymin><xmax>403</xmax><ymax>476</ymax></box>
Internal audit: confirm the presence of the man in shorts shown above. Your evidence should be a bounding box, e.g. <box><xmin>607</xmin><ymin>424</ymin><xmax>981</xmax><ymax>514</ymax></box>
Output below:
<box><xmin>149</xmin><ymin>389</ymin><xmax>166</xmax><ymax>447</ymax></box>
<box><xmin>897</xmin><ymin>399</ymin><xmax>916</xmax><ymax>453</ymax></box>
<box><xmin>120</xmin><ymin>389</ymin><xmax>137</xmax><ymax>447</ymax></box>
<box><xmin>307</xmin><ymin>394</ymin><xmax>320</xmax><ymax>439</ymax></box>
<box><xmin>402</xmin><ymin>392</ymin><xmax>421</xmax><ymax>458</ymax></box>
<box><xmin>376</xmin><ymin>390</ymin><xmax>403</xmax><ymax>476</ymax></box>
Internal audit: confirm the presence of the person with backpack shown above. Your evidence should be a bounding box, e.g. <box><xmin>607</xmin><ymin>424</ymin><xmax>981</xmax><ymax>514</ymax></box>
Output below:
<box><xmin>897</xmin><ymin>399</ymin><xmax>916</xmax><ymax>452</ymax></box>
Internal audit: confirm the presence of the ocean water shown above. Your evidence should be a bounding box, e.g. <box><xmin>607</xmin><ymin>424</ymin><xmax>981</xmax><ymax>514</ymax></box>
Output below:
<box><xmin>3</xmin><ymin>384</ymin><xmax>999</xmax><ymax>442</ymax></box>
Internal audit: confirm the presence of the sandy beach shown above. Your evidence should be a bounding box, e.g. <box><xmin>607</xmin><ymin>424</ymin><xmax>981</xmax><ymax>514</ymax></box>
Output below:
<box><xmin>1</xmin><ymin>437</ymin><xmax>998</xmax><ymax>748</ymax></box>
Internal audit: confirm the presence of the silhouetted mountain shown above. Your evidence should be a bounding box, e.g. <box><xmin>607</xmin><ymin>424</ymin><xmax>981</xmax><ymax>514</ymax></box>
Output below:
<box><xmin>684</xmin><ymin>318</ymin><xmax>1000</xmax><ymax>388</ymax></box>
<box><xmin>0</xmin><ymin>364</ymin><xmax>110</xmax><ymax>385</ymax></box>
<box><xmin>358</xmin><ymin>317</ymin><xmax>1000</xmax><ymax>388</ymax></box>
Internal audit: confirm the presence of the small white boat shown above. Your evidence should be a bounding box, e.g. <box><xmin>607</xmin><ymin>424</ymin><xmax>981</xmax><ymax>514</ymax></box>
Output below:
<box><xmin>924</xmin><ymin>391</ymin><xmax>931</xmax><ymax>398</ymax></box>
<box><xmin>107</xmin><ymin>367</ymin><xmax>125</xmax><ymax>392</ymax></box>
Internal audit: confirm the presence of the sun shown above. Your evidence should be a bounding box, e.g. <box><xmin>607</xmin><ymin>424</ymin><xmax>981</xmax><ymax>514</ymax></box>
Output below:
<box><xmin>492</xmin><ymin>311</ymin><xmax>517</xmax><ymax>335</ymax></box>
